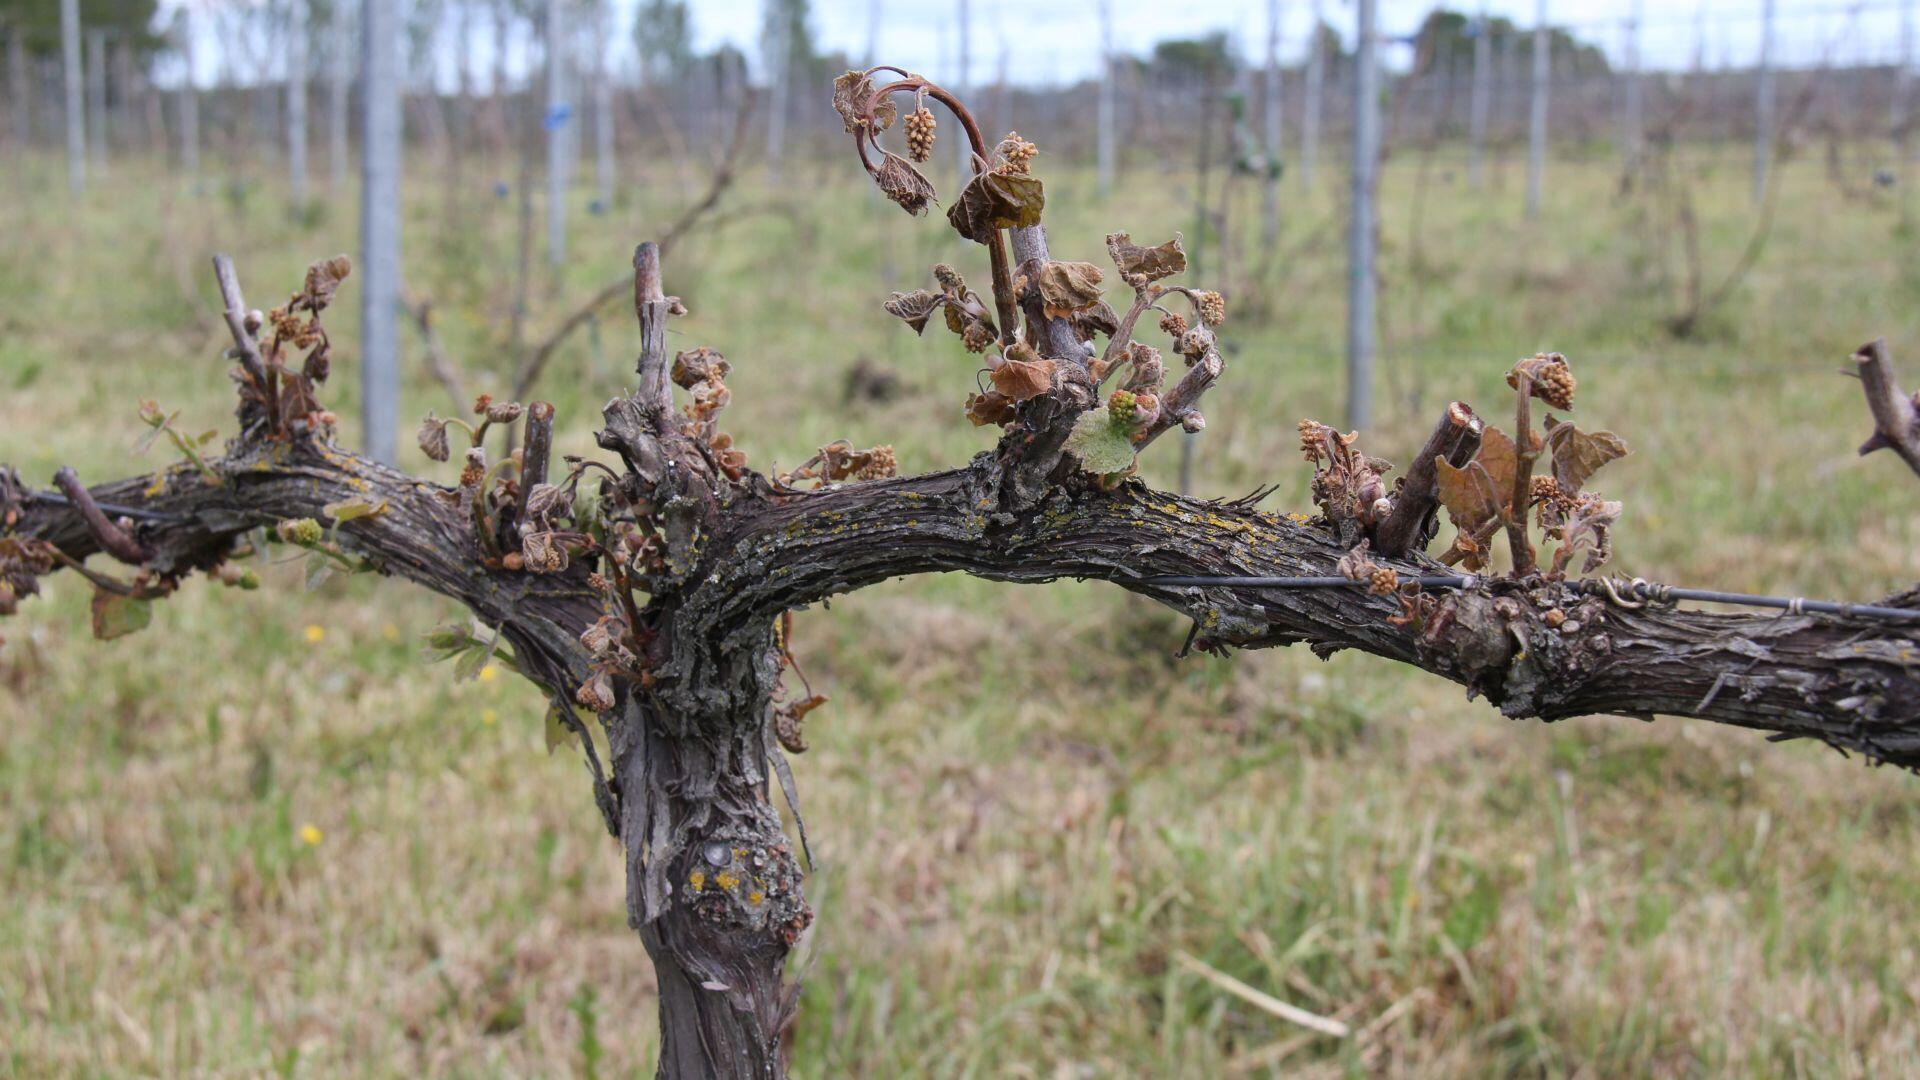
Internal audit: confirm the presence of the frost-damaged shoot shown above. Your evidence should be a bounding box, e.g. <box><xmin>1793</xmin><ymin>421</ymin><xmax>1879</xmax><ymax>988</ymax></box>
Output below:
<box><xmin>4</xmin><ymin>73</ymin><xmax>1920</xmax><ymax>1077</ymax></box>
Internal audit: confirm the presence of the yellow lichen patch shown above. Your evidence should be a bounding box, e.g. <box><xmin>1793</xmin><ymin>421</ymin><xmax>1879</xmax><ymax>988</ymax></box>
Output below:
<box><xmin>688</xmin><ymin>870</ymin><xmax>706</xmax><ymax>892</ymax></box>
<box><xmin>747</xmin><ymin>891</ymin><xmax>766</xmax><ymax>906</ymax></box>
<box><xmin>714</xmin><ymin>871</ymin><xmax>741</xmax><ymax>891</ymax></box>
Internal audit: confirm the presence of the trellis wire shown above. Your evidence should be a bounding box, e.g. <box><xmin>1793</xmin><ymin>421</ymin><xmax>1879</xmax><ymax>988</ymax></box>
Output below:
<box><xmin>1140</xmin><ymin>574</ymin><xmax>1920</xmax><ymax>624</ymax></box>
<box><xmin>29</xmin><ymin>491</ymin><xmax>182</xmax><ymax>523</ymax></box>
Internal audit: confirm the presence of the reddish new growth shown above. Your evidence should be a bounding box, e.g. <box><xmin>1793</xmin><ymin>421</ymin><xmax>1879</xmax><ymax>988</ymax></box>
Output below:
<box><xmin>1427</xmin><ymin>352</ymin><xmax>1628</xmax><ymax>581</ymax></box>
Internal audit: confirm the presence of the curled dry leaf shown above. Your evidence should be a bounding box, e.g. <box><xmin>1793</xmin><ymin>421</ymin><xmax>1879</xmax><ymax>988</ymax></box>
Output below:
<box><xmin>1123</xmin><ymin>343</ymin><xmax>1166</xmax><ymax>396</ymax></box>
<box><xmin>1106</xmin><ymin>232</ymin><xmax>1187</xmax><ymax>285</ymax></box>
<box><xmin>575</xmin><ymin>671</ymin><xmax>616</xmax><ymax>713</ymax></box>
<box><xmin>1033</xmin><ymin>261</ymin><xmax>1105</xmax><ymax>322</ymax></box>
<box><xmin>946</xmin><ymin>170</ymin><xmax>1045</xmax><ymax>243</ymax></box>
<box><xmin>417</xmin><ymin>415</ymin><xmax>451</xmax><ymax>462</ymax></box>
<box><xmin>831</xmin><ymin>70</ymin><xmax>895</xmax><ymax>133</ymax></box>
<box><xmin>883</xmin><ymin>289</ymin><xmax>943</xmax><ymax>335</ymax></box>
<box><xmin>522</xmin><ymin>531</ymin><xmax>569</xmax><ymax>573</ymax></box>
<box><xmin>1547</xmin><ymin>494</ymin><xmax>1623</xmax><ymax>576</ymax></box>
<box><xmin>1336</xmin><ymin>540</ymin><xmax>1378</xmax><ymax>582</ymax></box>
<box><xmin>875</xmin><ymin>151</ymin><xmax>936</xmax><ymax>216</ymax></box>
<box><xmin>686</xmin><ymin>378</ymin><xmax>731</xmax><ymax>423</ymax></box>
<box><xmin>1075</xmin><ymin>300</ymin><xmax>1121</xmax><ymax>341</ymax></box>
<box><xmin>917</xmin><ymin>264</ymin><xmax>997</xmax><ymax>345</ymax></box>
<box><xmin>1435</xmin><ymin>424</ymin><xmax>1533</xmax><ymax>541</ymax></box>
<box><xmin>818</xmin><ymin>442</ymin><xmax>896</xmax><ymax>482</ymax></box>
<box><xmin>299</xmin><ymin>255</ymin><xmax>352</xmax><ymax>311</ymax></box>
<box><xmin>773</xmin><ymin>693</ymin><xmax>829</xmax><ymax>754</ymax></box>
<box><xmin>0</xmin><ymin>536</ymin><xmax>55</xmax><ymax>615</ymax></box>
<box><xmin>1543</xmin><ymin>416</ymin><xmax>1628</xmax><ymax>494</ymax></box>
<box><xmin>709</xmin><ymin>432</ymin><xmax>749</xmax><ymax>480</ymax></box>
<box><xmin>579</xmin><ymin>614</ymin><xmax>624</xmax><ymax>659</ymax></box>
<box><xmin>965</xmin><ymin>390</ymin><xmax>1017</xmax><ymax>427</ymax></box>
<box><xmin>524</xmin><ymin>482</ymin><xmax>573</xmax><ymax>523</ymax></box>
<box><xmin>1175</xmin><ymin>325</ymin><xmax>1215</xmax><ymax>365</ymax></box>
<box><xmin>672</xmin><ymin>347</ymin><xmax>730</xmax><ymax>389</ymax></box>
<box><xmin>988</xmin><ymin>345</ymin><xmax>1057</xmax><ymax>402</ymax></box>
<box><xmin>1300</xmin><ymin>421</ymin><xmax>1393</xmax><ymax>528</ymax></box>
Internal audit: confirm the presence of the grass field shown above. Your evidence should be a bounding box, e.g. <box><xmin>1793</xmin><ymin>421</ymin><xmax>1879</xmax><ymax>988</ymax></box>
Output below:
<box><xmin>4</xmin><ymin>142</ymin><xmax>1920</xmax><ymax>1076</ymax></box>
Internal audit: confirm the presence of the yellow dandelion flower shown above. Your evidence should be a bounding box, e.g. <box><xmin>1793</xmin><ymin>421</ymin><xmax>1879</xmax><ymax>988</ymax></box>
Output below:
<box><xmin>303</xmin><ymin>625</ymin><xmax>325</xmax><ymax>644</ymax></box>
<box><xmin>299</xmin><ymin>824</ymin><xmax>324</xmax><ymax>846</ymax></box>
<box><xmin>382</xmin><ymin>623</ymin><xmax>400</xmax><ymax>642</ymax></box>
<box><xmin>481</xmin><ymin>709</ymin><xmax>498</xmax><ymax>726</ymax></box>
<box><xmin>477</xmin><ymin>665</ymin><xmax>498</xmax><ymax>683</ymax></box>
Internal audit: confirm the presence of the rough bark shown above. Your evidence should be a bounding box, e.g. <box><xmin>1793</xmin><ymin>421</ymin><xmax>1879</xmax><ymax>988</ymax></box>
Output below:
<box><xmin>13</xmin><ymin>436</ymin><xmax>1920</xmax><ymax>771</ymax></box>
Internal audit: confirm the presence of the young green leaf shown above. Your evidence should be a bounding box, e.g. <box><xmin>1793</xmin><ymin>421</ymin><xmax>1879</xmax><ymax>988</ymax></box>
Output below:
<box><xmin>322</xmin><ymin>496</ymin><xmax>387</xmax><ymax>523</ymax></box>
<box><xmin>303</xmin><ymin>552</ymin><xmax>333</xmax><ymax>592</ymax></box>
<box><xmin>1064</xmin><ymin>407</ymin><xmax>1138</xmax><ymax>475</ymax></box>
<box><xmin>90</xmin><ymin>590</ymin><xmax>152</xmax><ymax>641</ymax></box>
<box><xmin>544</xmin><ymin>704</ymin><xmax>579</xmax><ymax>755</ymax></box>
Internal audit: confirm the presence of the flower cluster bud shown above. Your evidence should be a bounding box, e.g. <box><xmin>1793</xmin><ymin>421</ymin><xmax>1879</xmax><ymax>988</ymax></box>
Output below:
<box><xmin>1507</xmin><ymin>352</ymin><xmax>1576</xmax><ymax>410</ymax></box>
<box><xmin>276</xmin><ymin>518</ymin><xmax>324</xmax><ymax>546</ymax></box>
<box><xmin>905</xmin><ymin>106</ymin><xmax>937</xmax><ymax>163</ymax></box>
<box><xmin>996</xmin><ymin>131</ymin><xmax>1038</xmax><ymax>174</ymax></box>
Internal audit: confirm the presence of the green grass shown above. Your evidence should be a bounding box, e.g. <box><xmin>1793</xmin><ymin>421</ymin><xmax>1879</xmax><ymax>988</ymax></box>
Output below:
<box><xmin>3</xmin><ymin>141</ymin><xmax>1920</xmax><ymax>1076</ymax></box>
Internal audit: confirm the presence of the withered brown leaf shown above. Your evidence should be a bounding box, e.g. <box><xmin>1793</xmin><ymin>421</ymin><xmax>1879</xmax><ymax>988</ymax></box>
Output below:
<box><xmin>1122</xmin><ymin>343</ymin><xmax>1166</xmax><ymax>395</ymax></box>
<box><xmin>1033</xmin><ymin>261</ymin><xmax>1106</xmax><ymax>321</ymax></box>
<box><xmin>1106</xmin><ymin>232</ymin><xmax>1187</xmax><ymax>284</ymax></box>
<box><xmin>989</xmin><ymin>347</ymin><xmax>1057</xmax><ymax>402</ymax></box>
<box><xmin>1075</xmin><ymin>300</ymin><xmax>1121</xmax><ymax>341</ymax></box>
<box><xmin>671</xmin><ymin>346</ymin><xmax>730</xmax><ymax>389</ymax></box>
<box><xmin>1543</xmin><ymin>416</ymin><xmax>1627</xmax><ymax>494</ymax></box>
<box><xmin>831</xmin><ymin>71</ymin><xmax>895</xmax><ymax>133</ymax></box>
<box><xmin>1475</xmin><ymin>425</ymin><xmax>1521</xmax><ymax>501</ymax></box>
<box><xmin>946</xmin><ymin>170</ymin><xmax>1045</xmax><ymax>243</ymax></box>
<box><xmin>874</xmin><ymin>151</ymin><xmax>935</xmax><ymax>216</ymax></box>
<box><xmin>883</xmin><ymin>289</ymin><xmax>944</xmax><ymax>335</ymax></box>
<box><xmin>1435</xmin><ymin>425</ymin><xmax>1520</xmax><ymax>533</ymax></box>
<box><xmin>300</xmin><ymin>254</ymin><xmax>352</xmax><ymax>311</ymax></box>
<box><xmin>964</xmin><ymin>389</ymin><xmax>1018</xmax><ymax>426</ymax></box>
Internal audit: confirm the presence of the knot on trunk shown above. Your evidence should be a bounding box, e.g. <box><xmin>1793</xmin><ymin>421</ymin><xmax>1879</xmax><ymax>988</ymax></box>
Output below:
<box><xmin>680</xmin><ymin>808</ymin><xmax>812</xmax><ymax>948</ymax></box>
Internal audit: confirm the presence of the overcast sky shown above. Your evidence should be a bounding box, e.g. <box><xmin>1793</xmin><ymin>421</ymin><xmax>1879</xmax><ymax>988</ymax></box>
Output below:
<box><xmin>154</xmin><ymin>1</ymin><xmax>1914</xmax><ymax>88</ymax></box>
<box><xmin>677</xmin><ymin>0</ymin><xmax>1912</xmax><ymax>80</ymax></box>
